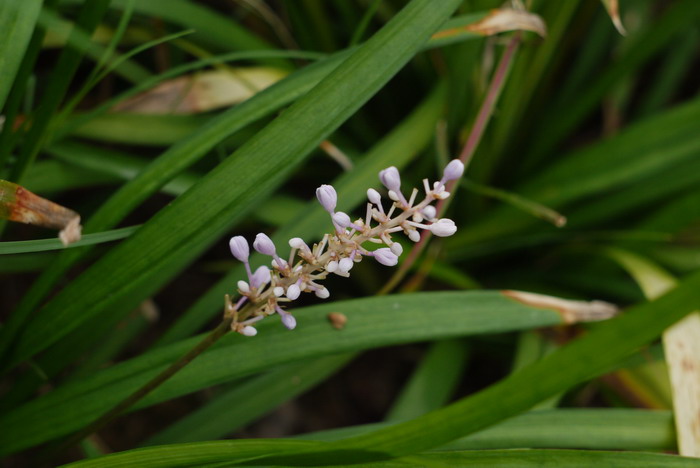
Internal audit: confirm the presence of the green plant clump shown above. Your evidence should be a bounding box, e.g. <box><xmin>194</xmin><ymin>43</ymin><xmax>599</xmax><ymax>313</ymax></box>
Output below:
<box><xmin>1</xmin><ymin>0</ymin><xmax>699</xmax><ymax>466</ymax></box>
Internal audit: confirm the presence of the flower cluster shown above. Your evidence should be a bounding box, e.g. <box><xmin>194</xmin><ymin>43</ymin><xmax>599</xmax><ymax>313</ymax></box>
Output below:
<box><xmin>225</xmin><ymin>159</ymin><xmax>465</xmax><ymax>336</ymax></box>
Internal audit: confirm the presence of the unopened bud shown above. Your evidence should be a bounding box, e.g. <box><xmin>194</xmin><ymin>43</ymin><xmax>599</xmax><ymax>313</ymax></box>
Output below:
<box><xmin>253</xmin><ymin>233</ymin><xmax>277</xmax><ymax>256</ymax></box>
<box><xmin>430</xmin><ymin>218</ymin><xmax>457</xmax><ymax>237</ymax></box>
<box><xmin>373</xmin><ymin>248</ymin><xmax>398</xmax><ymax>266</ymax></box>
<box><xmin>338</xmin><ymin>257</ymin><xmax>354</xmax><ymax>273</ymax></box>
<box><xmin>442</xmin><ymin>159</ymin><xmax>464</xmax><ymax>183</ymax></box>
<box><xmin>326</xmin><ymin>260</ymin><xmax>339</xmax><ymax>273</ymax></box>
<box><xmin>241</xmin><ymin>326</ymin><xmax>257</xmax><ymax>337</ymax></box>
<box><xmin>367</xmin><ymin>188</ymin><xmax>382</xmax><ymax>205</ymax></box>
<box><xmin>315</xmin><ymin>287</ymin><xmax>330</xmax><ymax>299</ymax></box>
<box><xmin>422</xmin><ymin>205</ymin><xmax>437</xmax><ymax>220</ymax></box>
<box><xmin>379</xmin><ymin>166</ymin><xmax>401</xmax><ymax>192</ymax></box>
<box><xmin>316</xmin><ymin>184</ymin><xmax>337</xmax><ymax>212</ymax></box>
<box><xmin>289</xmin><ymin>237</ymin><xmax>308</xmax><ymax>250</ymax></box>
<box><xmin>250</xmin><ymin>266</ymin><xmax>270</xmax><ymax>288</ymax></box>
<box><xmin>286</xmin><ymin>284</ymin><xmax>301</xmax><ymax>300</ymax></box>
<box><xmin>390</xmin><ymin>243</ymin><xmax>403</xmax><ymax>256</ymax></box>
<box><xmin>229</xmin><ymin>236</ymin><xmax>249</xmax><ymax>262</ymax></box>
<box><xmin>237</xmin><ymin>280</ymin><xmax>250</xmax><ymax>293</ymax></box>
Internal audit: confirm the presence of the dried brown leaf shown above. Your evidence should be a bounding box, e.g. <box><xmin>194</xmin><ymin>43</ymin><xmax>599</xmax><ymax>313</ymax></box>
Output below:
<box><xmin>432</xmin><ymin>8</ymin><xmax>546</xmax><ymax>41</ymax></box>
<box><xmin>113</xmin><ymin>67</ymin><xmax>287</xmax><ymax>115</ymax></box>
<box><xmin>601</xmin><ymin>0</ymin><xmax>627</xmax><ymax>35</ymax></box>
<box><xmin>502</xmin><ymin>290</ymin><xmax>618</xmax><ymax>324</ymax></box>
<box><xmin>0</xmin><ymin>179</ymin><xmax>82</xmax><ymax>246</ymax></box>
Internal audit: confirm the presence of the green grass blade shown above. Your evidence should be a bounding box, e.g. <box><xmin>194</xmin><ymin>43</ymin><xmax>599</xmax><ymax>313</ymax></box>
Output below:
<box><xmin>37</xmin><ymin>6</ymin><xmax>151</xmax><ymax>84</ymax></box>
<box><xmin>144</xmin><ymin>353</ymin><xmax>354</xmax><ymax>446</ymax></box>
<box><xmin>8</xmin><ymin>0</ymin><xmax>111</xmax><ymax>182</ymax></box>
<box><xmin>55</xmin><ymin>409</ymin><xmax>679</xmax><ymax>466</ymax></box>
<box><xmin>0</xmin><ymin>0</ymin><xmax>42</xmax><ymax>112</ymax></box>
<box><xmin>47</xmin><ymin>141</ymin><xmax>197</xmax><ymax>196</ymax></box>
<box><xmin>394</xmin><ymin>450</ymin><xmax>700</xmax><ymax>468</ymax></box>
<box><xmin>385</xmin><ymin>339</ymin><xmax>469</xmax><ymax>422</ymax></box>
<box><xmin>23</xmin><ymin>160</ymin><xmax>120</xmax><ymax>193</ymax></box>
<box><xmin>454</xmin><ymin>94</ymin><xmax>700</xmax><ymax>249</ymax></box>
<box><xmin>528</xmin><ymin>0</ymin><xmax>700</xmax><ymax>160</ymax></box>
<box><xmin>0</xmin><ymin>290</ymin><xmax>567</xmax><ymax>455</ymax></box>
<box><xmin>0</xmin><ymin>226</ymin><xmax>138</xmax><ymax>254</ymax></box>
<box><xmin>303</xmin><ymin>408</ymin><xmax>676</xmax><ymax>451</ymax></box>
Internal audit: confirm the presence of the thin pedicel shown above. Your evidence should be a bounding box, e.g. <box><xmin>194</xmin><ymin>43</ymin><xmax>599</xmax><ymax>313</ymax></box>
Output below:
<box><xmin>226</xmin><ymin>159</ymin><xmax>465</xmax><ymax>336</ymax></box>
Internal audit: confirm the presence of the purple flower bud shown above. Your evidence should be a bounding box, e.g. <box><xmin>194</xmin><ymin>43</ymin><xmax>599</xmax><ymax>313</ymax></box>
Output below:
<box><xmin>281</xmin><ymin>312</ymin><xmax>297</xmax><ymax>330</ymax></box>
<box><xmin>273</xmin><ymin>286</ymin><xmax>284</xmax><ymax>297</ymax></box>
<box><xmin>229</xmin><ymin>236</ymin><xmax>249</xmax><ymax>262</ymax></box>
<box><xmin>241</xmin><ymin>326</ymin><xmax>257</xmax><ymax>337</ymax></box>
<box><xmin>332</xmin><ymin>211</ymin><xmax>361</xmax><ymax>230</ymax></box>
<box><xmin>237</xmin><ymin>280</ymin><xmax>250</xmax><ymax>293</ymax></box>
<box><xmin>373</xmin><ymin>247</ymin><xmax>398</xmax><ymax>266</ymax></box>
<box><xmin>286</xmin><ymin>283</ymin><xmax>301</xmax><ymax>300</ymax></box>
<box><xmin>326</xmin><ymin>260</ymin><xmax>339</xmax><ymax>273</ymax></box>
<box><xmin>390</xmin><ymin>243</ymin><xmax>403</xmax><ymax>256</ymax></box>
<box><xmin>250</xmin><ymin>265</ymin><xmax>270</xmax><ymax>288</ymax></box>
<box><xmin>253</xmin><ymin>233</ymin><xmax>276</xmax><ymax>256</ymax></box>
<box><xmin>316</xmin><ymin>184</ymin><xmax>337</xmax><ymax>213</ymax></box>
<box><xmin>275</xmin><ymin>305</ymin><xmax>297</xmax><ymax>330</ymax></box>
<box><xmin>407</xmin><ymin>229</ymin><xmax>421</xmax><ymax>242</ymax></box>
<box><xmin>441</xmin><ymin>159</ymin><xmax>465</xmax><ymax>183</ymax></box>
<box><xmin>422</xmin><ymin>205</ymin><xmax>437</xmax><ymax>220</ymax></box>
<box><xmin>288</xmin><ymin>237</ymin><xmax>309</xmax><ymax>251</ymax></box>
<box><xmin>379</xmin><ymin>166</ymin><xmax>401</xmax><ymax>192</ymax></box>
<box><xmin>315</xmin><ymin>287</ymin><xmax>330</xmax><ymax>299</ymax></box>
<box><xmin>367</xmin><ymin>188</ymin><xmax>382</xmax><ymax>205</ymax></box>
<box><xmin>430</xmin><ymin>218</ymin><xmax>457</xmax><ymax>237</ymax></box>
<box><xmin>338</xmin><ymin>257</ymin><xmax>354</xmax><ymax>273</ymax></box>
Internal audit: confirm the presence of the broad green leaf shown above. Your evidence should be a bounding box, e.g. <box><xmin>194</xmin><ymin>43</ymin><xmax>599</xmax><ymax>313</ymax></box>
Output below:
<box><xmin>0</xmin><ymin>290</ymin><xmax>568</xmax><ymax>455</ymax></box>
<box><xmin>302</xmin><ymin>409</ymin><xmax>675</xmax><ymax>452</ymax></box>
<box><xmin>0</xmin><ymin>0</ymin><xmax>42</xmax><ymax>111</ymax></box>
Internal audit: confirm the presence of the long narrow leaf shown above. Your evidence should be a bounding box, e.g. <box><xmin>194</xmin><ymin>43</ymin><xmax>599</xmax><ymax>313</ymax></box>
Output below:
<box><xmin>0</xmin><ymin>290</ymin><xmax>568</xmax><ymax>455</ymax></box>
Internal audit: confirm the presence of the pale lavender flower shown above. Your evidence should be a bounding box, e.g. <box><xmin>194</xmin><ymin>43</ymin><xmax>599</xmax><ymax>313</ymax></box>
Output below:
<box><xmin>250</xmin><ymin>265</ymin><xmax>270</xmax><ymax>288</ymax></box>
<box><xmin>253</xmin><ymin>233</ymin><xmax>276</xmax><ymax>256</ymax></box>
<box><xmin>332</xmin><ymin>211</ymin><xmax>363</xmax><ymax>231</ymax></box>
<box><xmin>430</xmin><ymin>218</ymin><xmax>457</xmax><ymax>237</ymax></box>
<box><xmin>441</xmin><ymin>159</ymin><xmax>465</xmax><ymax>184</ymax></box>
<box><xmin>241</xmin><ymin>326</ymin><xmax>258</xmax><ymax>336</ymax></box>
<box><xmin>229</xmin><ymin>236</ymin><xmax>249</xmax><ymax>262</ymax></box>
<box><xmin>286</xmin><ymin>283</ymin><xmax>301</xmax><ymax>300</ymax></box>
<box><xmin>379</xmin><ymin>166</ymin><xmax>401</xmax><ymax>193</ymax></box>
<box><xmin>226</xmin><ymin>160</ymin><xmax>465</xmax><ymax>336</ymax></box>
<box><xmin>373</xmin><ymin>247</ymin><xmax>399</xmax><ymax>266</ymax></box>
<box><xmin>316</xmin><ymin>184</ymin><xmax>337</xmax><ymax>213</ymax></box>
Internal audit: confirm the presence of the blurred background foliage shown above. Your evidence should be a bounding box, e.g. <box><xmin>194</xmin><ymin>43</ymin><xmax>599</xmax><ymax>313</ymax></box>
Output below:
<box><xmin>0</xmin><ymin>0</ymin><xmax>699</xmax><ymax>466</ymax></box>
